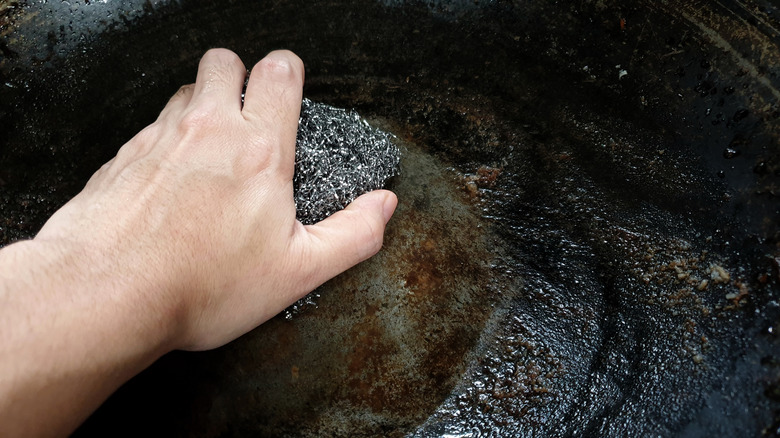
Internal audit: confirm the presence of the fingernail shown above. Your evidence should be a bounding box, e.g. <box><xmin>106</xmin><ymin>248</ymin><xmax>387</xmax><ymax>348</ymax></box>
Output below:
<box><xmin>382</xmin><ymin>191</ymin><xmax>398</xmax><ymax>223</ymax></box>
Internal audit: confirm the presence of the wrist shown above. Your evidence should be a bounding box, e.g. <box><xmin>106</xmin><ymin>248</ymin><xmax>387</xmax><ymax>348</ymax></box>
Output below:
<box><xmin>3</xmin><ymin>236</ymin><xmax>179</xmax><ymax>364</ymax></box>
<box><xmin>0</xmin><ymin>237</ymin><xmax>181</xmax><ymax>435</ymax></box>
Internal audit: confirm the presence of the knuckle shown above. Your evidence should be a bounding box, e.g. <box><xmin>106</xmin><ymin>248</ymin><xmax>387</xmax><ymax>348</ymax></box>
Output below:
<box><xmin>357</xmin><ymin>213</ymin><xmax>384</xmax><ymax>257</ymax></box>
<box><xmin>367</xmin><ymin>231</ymin><xmax>385</xmax><ymax>256</ymax></box>
<box><xmin>240</xmin><ymin>134</ymin><xmax>275</xmax><ymax>172</ymax></box>
<box><xmin>253</xmin><ymin>51</ymin><xmax>303</xmax><ymax>83</ymax></box>
<box><xmin>178</xmin><ymin>103</ymin><xmax>218</xmax><ymax>133</ymax></box>
<box><xmin>175</xmin><ymin>83</ymin><xmax>195</xmax><ymax>97</ymax></box>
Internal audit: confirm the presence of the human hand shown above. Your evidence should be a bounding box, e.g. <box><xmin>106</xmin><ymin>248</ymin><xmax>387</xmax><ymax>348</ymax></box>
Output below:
<box><xmin>34</xmin><ymin>48</ymin><xmax>397</xmax><ymax>351</ymax></box>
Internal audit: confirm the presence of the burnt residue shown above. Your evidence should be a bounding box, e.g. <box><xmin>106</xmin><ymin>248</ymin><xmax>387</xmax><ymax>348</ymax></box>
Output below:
<box><xmin>1</xmin><ymin>0</ymin><xmax>779</xmax><ymax>436</ymax></box>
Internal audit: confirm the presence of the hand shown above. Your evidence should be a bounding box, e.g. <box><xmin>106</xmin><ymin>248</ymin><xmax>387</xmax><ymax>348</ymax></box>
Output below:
<box><xmin>0</xmin><ymin>48</ymin><xmax>396</xmax><ymax>437</ymax></box>
<box><xmin>36</xmin><ymin>48</ymin><xmax>397</xmax><ymax>350</ymax></box>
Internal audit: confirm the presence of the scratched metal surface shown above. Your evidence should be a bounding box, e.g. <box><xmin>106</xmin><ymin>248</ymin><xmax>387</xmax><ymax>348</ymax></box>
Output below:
<box><xmin>1</xmin><ymin>0</ymin><xmax>779</xmax><ymax>436</ymax></box>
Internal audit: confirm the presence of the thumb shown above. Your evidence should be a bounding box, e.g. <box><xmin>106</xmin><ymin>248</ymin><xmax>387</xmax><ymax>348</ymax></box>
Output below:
<box><xmin>294</xmin><ymin>190</ymin><xmax>397</xmax><ymax>292</ymax></box>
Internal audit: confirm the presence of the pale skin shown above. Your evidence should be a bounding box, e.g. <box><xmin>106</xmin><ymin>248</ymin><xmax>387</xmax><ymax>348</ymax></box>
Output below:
<box><xmin>0</xmin><ymin>48</ymin><xmax>397</xmax><ymax>437</ymax></box>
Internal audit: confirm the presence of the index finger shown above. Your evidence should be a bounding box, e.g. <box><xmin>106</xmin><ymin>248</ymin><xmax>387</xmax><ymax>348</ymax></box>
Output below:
<box><xmin>190</xmin><ymin>48</ymin><xmax>247</xmax><ymax>113</ymax></box>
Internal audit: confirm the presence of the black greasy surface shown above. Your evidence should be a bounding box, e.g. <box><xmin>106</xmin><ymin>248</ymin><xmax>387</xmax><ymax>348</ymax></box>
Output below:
<box><xmin>1</xmin><ymin>0</ymin><xmax>779</xmax><ymax>436</ymax></box>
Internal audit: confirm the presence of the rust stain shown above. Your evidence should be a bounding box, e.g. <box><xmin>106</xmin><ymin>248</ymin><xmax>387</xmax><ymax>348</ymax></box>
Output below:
<box><xmin>320</xmin><ymin>145</ymin><xmax>501</xmax><ymax>420</ymax></box>
<box><xmin>403</xmin><ymin>237</ymin><xmax>445</xmax><ymax>294</ymax></box>
<box><xmin>291</xmin><ymin>365</ymin><xmax>299</xmax><ymax>383</ymax></box>
<box><xmin>343</xmin><ymin>316</ymin><xmax>397</xmax><ymax>413</ymax></box>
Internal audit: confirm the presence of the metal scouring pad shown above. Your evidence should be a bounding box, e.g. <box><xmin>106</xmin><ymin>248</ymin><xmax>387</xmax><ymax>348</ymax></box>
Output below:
<box><xmin>293</xmin><ymin>98</ymin><xmax>400</xmax><ymax>225</ymax></box>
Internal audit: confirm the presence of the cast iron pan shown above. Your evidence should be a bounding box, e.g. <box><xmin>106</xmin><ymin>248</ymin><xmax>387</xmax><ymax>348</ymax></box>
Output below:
<box><xmin>1</xmin><ymin>0</ymin><xmax>779</xmax><ymax>436</ymax></box>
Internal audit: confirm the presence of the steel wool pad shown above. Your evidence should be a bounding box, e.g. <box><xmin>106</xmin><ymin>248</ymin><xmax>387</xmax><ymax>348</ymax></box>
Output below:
<box><xmin>293</xmin><ymin>99</ymin><xmax>400</xmax><ymax>225</ymax></box>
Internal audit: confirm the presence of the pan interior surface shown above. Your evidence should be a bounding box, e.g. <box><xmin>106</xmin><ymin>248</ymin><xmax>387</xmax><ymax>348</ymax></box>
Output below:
<box><xmin>1</xmin><ymin>0</ymin><xmax>779</xmax><ymax>436</ymax></box>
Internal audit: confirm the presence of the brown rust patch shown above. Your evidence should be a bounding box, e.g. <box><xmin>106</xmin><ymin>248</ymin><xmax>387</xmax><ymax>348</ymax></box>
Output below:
<box><xmin>191</xmin><ymin>142</ymin><xmax>507</xmax><ymax>435</ymax></box>
<box><xmin>403</xmin><ymin>236</ymin><xmax>445</xmax><ymax>294</ymax></box>
<box><xmin>342</xmin><ymin>308</ymin><xmax>400</xmax><ymax>413</ymax></box>
<box><xmin>313</xmin><ymin>144</ymin><xmax>502</xmax><ymax>420</ymax></box>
